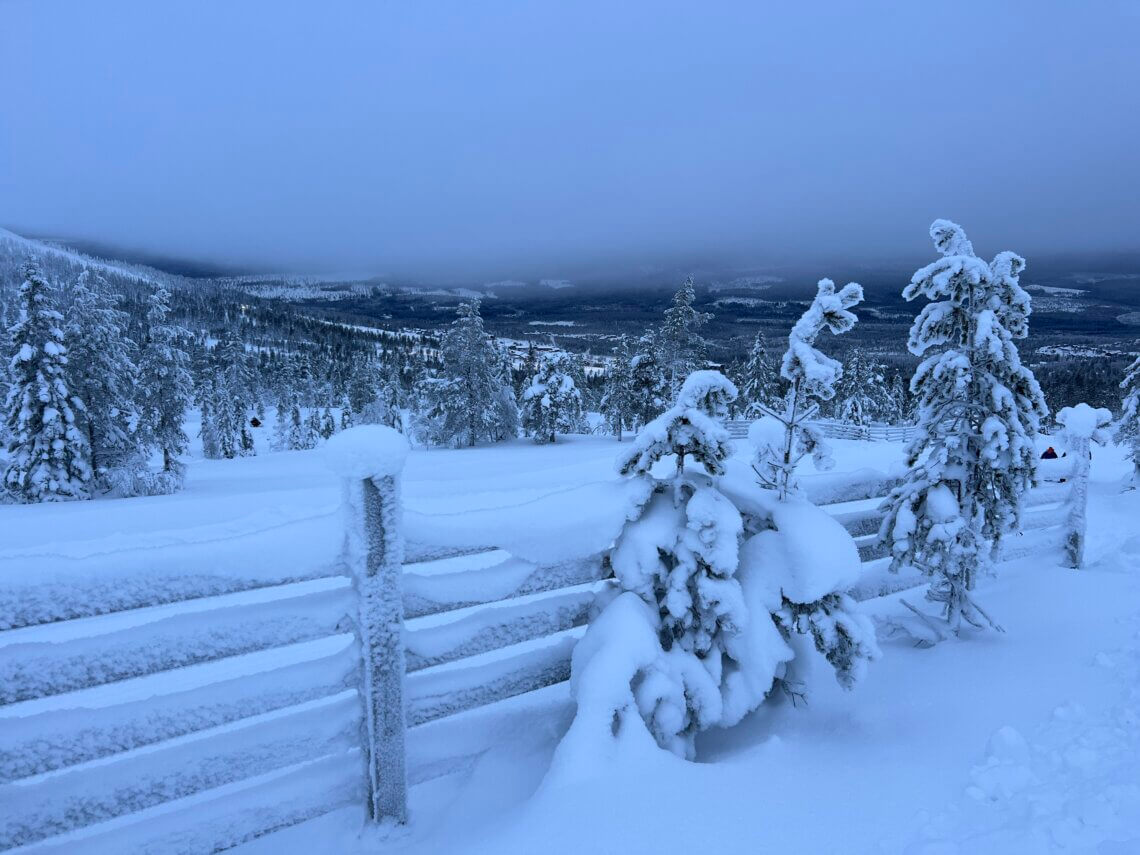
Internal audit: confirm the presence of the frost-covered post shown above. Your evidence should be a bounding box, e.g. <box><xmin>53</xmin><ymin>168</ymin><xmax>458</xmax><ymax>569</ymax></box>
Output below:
<box><xmin>325</xmin><ymin>425</ymin><xmax>410</xmax><ymax>824</ymax></box>
<box><xmin>1056</xmin><ymin>404</ymin><xmax>1111</xmax><ymax>569</ymax></box>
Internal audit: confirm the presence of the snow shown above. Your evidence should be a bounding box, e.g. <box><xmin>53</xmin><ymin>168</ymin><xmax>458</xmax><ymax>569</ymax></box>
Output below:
<box><xmin>1056</xmin><ymin>403</ymin><xmax>1112</xmax><ymax>442</ymax></box>
<box><xmin>323</xmin><ymin>425</ymin><xmax>410</xmax><ymax>481</ymax></box>
<box><xmin>544</xmin><ymin>592</ymin><xmax>680</xmax><ymax>782</ymax></box>
<box><xmin>740</xmin><ymin>496</ymin><xmax>865</xmax><ymax>603</ymax></box>
<box><xmin>4</xmin><ymin>429</ymin><xmax>1139</xmax><ymax>854</ymax></box>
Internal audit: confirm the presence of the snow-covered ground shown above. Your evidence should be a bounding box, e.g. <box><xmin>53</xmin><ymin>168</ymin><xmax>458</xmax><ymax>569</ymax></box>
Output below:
<box><xmin>4</xmin><ymin>431</ymin><xmax>1138</xmax><ymax>853</ymax></box>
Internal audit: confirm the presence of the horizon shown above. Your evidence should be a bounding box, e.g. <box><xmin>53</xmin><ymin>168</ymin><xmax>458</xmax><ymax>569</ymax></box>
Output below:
<box><xmin>7</xmin><ymin>224</ymin><xmax>1140</xmax><ymax>287</ymax></box>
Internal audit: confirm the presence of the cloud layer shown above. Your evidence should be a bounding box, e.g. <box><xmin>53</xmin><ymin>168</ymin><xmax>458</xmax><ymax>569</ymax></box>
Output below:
<box><xmin>2</xmin><ymin>0</ymin><xmax>1138</xmax><ymax>278</ymax></box>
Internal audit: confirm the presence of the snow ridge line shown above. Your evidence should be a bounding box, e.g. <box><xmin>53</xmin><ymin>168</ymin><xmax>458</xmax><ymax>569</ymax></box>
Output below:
<box><xmin>0</xmin><ymin>505</ymin><xmax>341</xmax><ymax>563</ymax></box>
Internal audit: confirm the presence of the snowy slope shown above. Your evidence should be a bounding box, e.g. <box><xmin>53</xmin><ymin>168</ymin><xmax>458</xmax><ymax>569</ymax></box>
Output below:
<box><xmin>0</xmin><ymin>227</ymin><xmax>183</xmax><ymax>290</ymax></box>
<box><xmin>223</xmin><ymin>441</ymin><xmax>1139</xmax><ymax>855</ymax></box>
<box><xmin>4</xmin><ymin>431</ymin><xmax>1133</xmax><ymax>854</ymax></box>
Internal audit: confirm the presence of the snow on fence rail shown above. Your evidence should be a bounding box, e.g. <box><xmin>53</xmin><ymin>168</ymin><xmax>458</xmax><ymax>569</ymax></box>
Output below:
<box><xmin>726</xmin><ymin>418</ymin><xmax>917</xmax><ymax>443</ymax></box>
<box><xmin>0</xmin><ymin>428</ymin><xmax>1088</xmax><ymax>852</ymax></box>
<box><xmin>809</xmin><ymin>470</ymin><xmax>1077</xmax><ymax>602</ymax></box>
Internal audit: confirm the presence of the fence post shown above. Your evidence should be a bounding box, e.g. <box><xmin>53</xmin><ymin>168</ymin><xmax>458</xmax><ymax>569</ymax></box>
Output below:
<box><xmin>1055</xmin><ymin>404</ymin><xmax>1112</xmax><ymax>570</ymax></box>
<box><xmin>325</xmin><ymin>426</ymin><xmax>411</xmax><ymax>824</ymax></box>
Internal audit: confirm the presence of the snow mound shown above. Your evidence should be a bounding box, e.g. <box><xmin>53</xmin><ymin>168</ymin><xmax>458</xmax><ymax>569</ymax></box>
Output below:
<box><xmin>1056</xmin><ymin>403</ymin><xmax>1112</xmax><ymax>442</ymax></box>
<box><xmin>739</xmin><ymin>497</ymin><xmax>863</xmax><ymax>604</ymax></box>
<box><xmin>747</xmin><ymin>415</ymin><xmax>784</xmax><ymax>460</ymax></box>
<box><xmin>323</xmin><ymin>426</ymin><xmax>409</xmax><ymax>480</ymax></box>
<box><xmin>545</xmin><ymin>592</ymin><xmax>671</xmax><ymax>781</ymax></box>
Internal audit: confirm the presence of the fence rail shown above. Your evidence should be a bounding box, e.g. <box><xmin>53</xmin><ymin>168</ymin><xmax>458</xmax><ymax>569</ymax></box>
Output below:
<box><xmin>726</xmin><ymin>418</ymin><xmax>917</xmax><ymax>443</ymax></box>
<box><xmin>0</xmin><ymin>424</ymin><xmax>1084</xmax><ymax>852</ymax></box>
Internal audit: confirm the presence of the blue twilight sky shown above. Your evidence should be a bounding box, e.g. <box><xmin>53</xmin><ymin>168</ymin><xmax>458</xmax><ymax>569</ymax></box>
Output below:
<box><xmin>1</xmin><ymin>0</ymin><xmax>1138</xmax><ymax>278</ymax></box>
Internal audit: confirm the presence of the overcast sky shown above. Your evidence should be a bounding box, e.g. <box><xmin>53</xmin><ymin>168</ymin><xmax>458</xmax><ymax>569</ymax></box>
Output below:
<box><xmin>2</xmin><ymin>0</ymin><xmax>1138</xmax><ymax>279</ymax></box>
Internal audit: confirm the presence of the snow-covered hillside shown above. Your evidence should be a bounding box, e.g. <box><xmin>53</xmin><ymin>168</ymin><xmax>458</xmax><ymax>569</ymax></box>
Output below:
<box><xmin>0</xmin><ymin>228</ymin><xmax>183</xmax><ymax>291</ymax></box>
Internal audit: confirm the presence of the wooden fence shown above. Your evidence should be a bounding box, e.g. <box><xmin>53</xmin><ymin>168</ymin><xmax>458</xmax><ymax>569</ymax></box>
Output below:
<box><xmin>726</xmin><ymin>418</ymin><xmax>917</xmax><ymax>443</ymax></box>
<box><xmin>0</xmin><ymin>428</ymin><xmax>607</xmax><ymax>853</ymax></box>
<box><xmin>0</xmin><ymin>426</ymin><xmax>1085</xmax><ymax>852</ymax></box>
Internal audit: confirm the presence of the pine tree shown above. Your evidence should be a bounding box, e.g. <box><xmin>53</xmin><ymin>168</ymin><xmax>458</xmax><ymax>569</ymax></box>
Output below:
<box><xmin>63</xmin><ymin>270</ymin><xmax>139</xmax><ymax>483</ymax></box>
<box><xmin>214</xmin><ymin>380</ymin><xmax>240</xmax><ymax>459</ymax></box>
<box><xmin>304</xmin><ymin>408</ymin><xmax>322</xmax><ymax>447</ymax></box>
<box><xmin>600</xmin><ymin>336</ymin><xmax>636</xmax><ymax>440</ymax></box>
<box><xmin>418</xmin><ymin>300</ymin><xmax>517</xmax><ymax>447</ymax></box>
<box><xmin>319</xmin><ymin>406</ymin><xmax>336</xmax><ymax>440</ymax></box>
<box><xmin>833</xmin><ymin>348</ymin><xmax>888</xmax><ymax>426</ymax></box>
<box><xmin>284</xmin><ymin>403</ymin><xmax>319</xmax><ymax>450</ymax></box>
<box><xmin>629</xmin><ymin>331</ymin><xmax>669</xmax><ymax>430</ymax></box>
<box><xmin>346</xmin><ymin>357</ymin><xmax>379</xmax><ymax>419</ymax></box>
<box><xmin>658</xmin><ymin>276</ymin><xmax>712</xmax><ymax>393</ymax></box>
<box><xmin>517</xmin><ymin>341</ymin><xmax>540</xmax><ymax>402</ymax></box>
<box><xmin>237</xmin><ymin>396</ymin><xmax>256</xmax><ymax>456</ymax></box>
<box><xmin>198</xmin><ymin>381</ymin><xmax>223</xmax><ymax>459</ymax></box>
<box><xmin>272</xmin><ymin>394</ymin><xmax>292</xmax><ymax>451</ymax></box>
<box><xmin>521</xmin><ymin>352</ymin><xmax>586</xmax><ymax>443</ymax></box>
<box><xmin>754</xmin><ymin>278</ymin><xmax>864</xmax><ymax>499</ymax></box>
<box><xmin>610</xmin><ymin>370</ymin><xmax>746</xmax><ymax>757</ymax></box>
<box><xmin>3</xmin><ymin>262</ymin><xmax>92</xmax><ymax>502</ymax></box>
<box><xmin>137</xmin><ymin>287</ymin><xmax>194</xmax><ymax>478</ymax></box>
<box><xmin>886</xmin><ymin>371</ymin><xmax>912</xmax><ymax>424</ymax></box>
<box><xmin>743</xmin><ymin>284</ymin><xmax>879</xmax><ymax>694</ymax></box>
<box><xmin>490</xmin><ymin>342</ymin><xmax>521</xmax><ymax>442</ymax></box>
<box><xmin>339</xmin><ymin>395</ymin><xmax>354</xmax><ymax>431</ymax></box>
<box><xmin>217</xmin><ymin>329</ymin><xmax>255</xmax><ymax>454</ymax></box>
<box><xmin>738</xmin><ymin>331</ymin><xmax>780</xmax><ymax>417</ymax></box>
<box><xmin>1118</xmin><ymin>355</ymin><xmax>1140</xmax><ymax>486</ymax></box>
<box><xmin>879</xmin><ymin>220</ymin><xmax>1048</xmax><ymax>638</ymax></box>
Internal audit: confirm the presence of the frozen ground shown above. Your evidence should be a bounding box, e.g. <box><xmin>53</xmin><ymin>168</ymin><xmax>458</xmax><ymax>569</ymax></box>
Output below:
<box><xmin>4</xmin><ymin>426</ymin><xmax>1138</xmax><ymax>853</ymax></box>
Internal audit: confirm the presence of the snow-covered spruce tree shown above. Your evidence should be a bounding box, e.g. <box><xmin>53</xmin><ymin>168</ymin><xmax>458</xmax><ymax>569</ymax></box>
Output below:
<box><xmin>605</xmin><ymin>370</ymin><xmax>749</xmax><ymax>756</ymax></box>
<box><xmin>319</xmin><ymin>406</ymin><xmax>336</xmax><ymax>440</ymax></box>
<box><xmin>198</xmin><ymin>381</ymin><xmax>223</xmax><ymax>459</ymax></box>
<box><xmin>490</xmin><ymin>342</ymin><xmax>521</xmax><ymax>442</ymax></box>
<box><xmin>339</xmin><ymin>395</ymin><xmax>354</xmax><ymax>431</ymax></box>
<box><xmin>629</xmin><ymin>331</ymin><xmax>669</xmax><ymax>430</ymax></box>
<box><xmin>658</xmin><ymin>276</ymin><xmax>712</xmax><ymax>394</ymax></box>
<box><xmin>215</xmin><ymin>383</ymin><xmax>241</xmax><ymax>459</ymax></box>
<box><xmin>729</xmin><ymin>278</ymin><xmax>879</xmax><ymax>693</ymax></box>
<box><xmin>272</xmin><ymin>392</ymin><xmax>292</xmax><ymax>451</ymax></box>
<box><xmin>3</xmin><ymin>262</ymin><xmax>92</xmax><ymax>502</ymax></box>
<box><xmin>136</xmin><ymin>288</ymin><xmax>193</xmax><ymax>487</ymax></box>
<box><xmin>1117</xmin><ymin>355</ymin><xmax>1140</xmax><ymax>487</ymax></box>
<box><xmin>833</xmin><ymin>348</ymin><xmax>888</xmax><ymax>427</ymax></box>
<box><xmin>600</xmin><ymin>336</ymin><xmax>636</xmax><ymax>440</ymax></box>
<box><xmin>358</xmin><ymin>377</ymin><xmax>403</xmax><ymax>432</ymax></box>
<box><xmin>564</xmin><ymin>369</ymin><xmax>876</xmax><ymax>763</ymax></box>
<box><xmin>216</xmin><ymin>329</ymin><xmax>255</xmax><ymax>455</ymax></box>
<box><xmin>236</xmin><ymin>394</ymin><xmax>256</xmax><ymax>456</ymax></box>
<box><xmin>754</xmin><ymin>279</ymin><xmax>864</xmax><ymax>500</ymax></box>
<box><xmin>738</xmin><ymin>330</ymin><xmax>781</xmax><ymax>418</ymax></box>
<box><xmin>63</xmin><ymin>270</ymin><xmax>139</xmax><ymax>483</ymax></box>
<box><xmin>521</xmin><ymin>352</ymin><xmax>586</xmax><ymax>443</ymax></box>
<box><xmin>886</xmin><ymin>370</ymin><xmax>912</xmax><ymax>425</ymax></box>
<box><xmin>200</xmin><ymin>377</ymin><xmax>244</xmax><ymax>459</ymax></box>
<box><xmin>879</xmin><ymin>220</ymin><xmax>1048</xmax><ymax>638</ymax></box>
<box><xmin>417</xmin><ymin>300</ymin><xmax>517</xmax><ymax>447</ymax></box>
<box><xmin>282</xmin><ymin>403</ymin><xmax>319</xmax><ymax>451</ymax></box>
<box><xmin>304</xmin><ymin>408</ymin><xmax>322</xmax><ymax>446</ymax></box>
